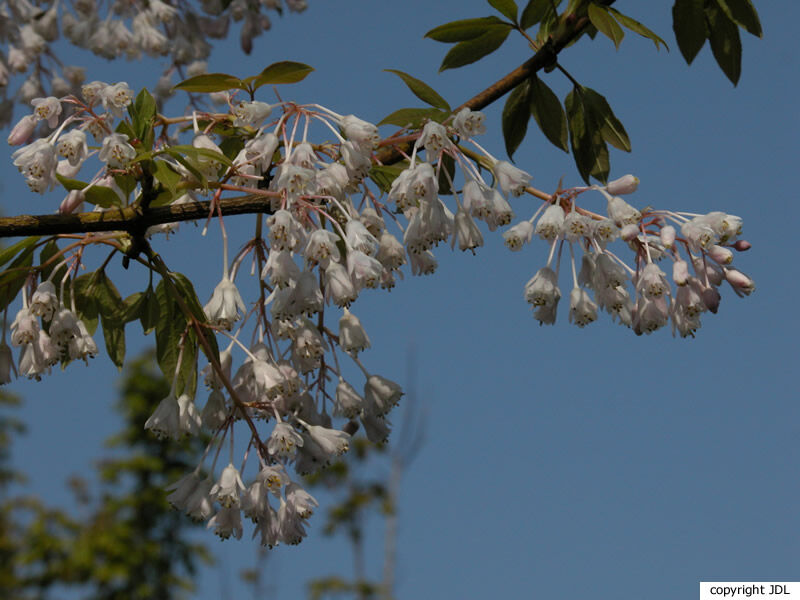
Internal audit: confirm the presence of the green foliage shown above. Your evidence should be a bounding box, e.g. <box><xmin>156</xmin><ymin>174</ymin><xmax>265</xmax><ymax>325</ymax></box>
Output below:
<box><xmin>383</xmin><ymin>70</ymin><xmax>451</xmax><ymax>111</ymax></box>
<box><xmin>173</xmin><ymin>61</ymin><xmax>314</xmax><ymax>94</ymax></box>
<box><xmin>0</xmin><ymin>354</ymin><xmax>211</xmax><ymax>600</ymax></box>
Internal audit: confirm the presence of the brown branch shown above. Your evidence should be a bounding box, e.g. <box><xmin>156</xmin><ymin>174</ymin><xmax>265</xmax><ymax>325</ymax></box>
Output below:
<box><xmin>0</xmin><ymin>10</ymin><xmax>601</xmax><ymax>239</ymax></box>
<box><xmin>0</xmin><ymin>196</ymin><xmax>275</xmax><ymax>238</ymax></box>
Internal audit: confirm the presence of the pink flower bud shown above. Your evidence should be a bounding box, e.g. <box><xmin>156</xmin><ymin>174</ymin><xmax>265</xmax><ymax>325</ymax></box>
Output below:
<box><xmin>59</xmin><ymin>189</ymin><xmax>85</xmax><ymax>214</ymax></box>
<box><xmin>7</xmin><ymin>115</ymin><xmax>36</xmax><ymax>145</ymax></box>
<box><xmin>707</xmin><ymin>244</ymin><xmax>733</xmax><ymax>265</ymax></box>
<box><xmin>732</xmin><ymin>240</ymin><xmax>751</xmax><ymax>251</ymax></box>
<box><xmin>724</xmin><ymin>268</ymin><xmax>755</xmax><ymax>296</ymax></box>
<box><xmin>701</xmin><ymin>285</ymin><xmax>721</xmax><ymax>313</ymax></box>
<box><xmin>606</xmin><ymin>174</ymin><xmax>639</xmax><ymax>195</ymax></box>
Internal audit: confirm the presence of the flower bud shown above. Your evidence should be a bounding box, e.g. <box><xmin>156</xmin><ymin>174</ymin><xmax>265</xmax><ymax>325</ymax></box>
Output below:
<box><xmin>672</xmin><ymin>260</ymin><xmax>690</xmax><ymax>286</ymax></box>
<box><xmin>606</xmin><ymin>174</ymin><xmax>639</xmax><ymax>195</ymax></box>
<box><xmin>8</xmin><ymin>115</ymin><xmax>37</xmax><ymax>145</ymax></box>
<box><xmin>620</xmin><ymin>223</ymin><xmax>639</xmax><ymax>241</ymax></box>
<box><xmin>660</xmin><ymin>225</ymin><xmax>676</xmax><ymax>249</ymax></box>
<box><xmin>732</xmin><ymin>240</ymin><xmax>751</xmax><ymax>252</ymax></box>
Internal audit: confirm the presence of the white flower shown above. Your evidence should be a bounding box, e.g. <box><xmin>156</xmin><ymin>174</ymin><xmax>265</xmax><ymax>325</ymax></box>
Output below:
<box><xmin>363</xmin><ymin>374</ymin><xmax>402</xmax><ymax>416</ymax></box>
<box><xmin>49</xmin><ymin>308</ymin><xmax>80</xmax><ymax>347</ymax></box>
<box><xmin>524</xmin><ymin>267</ymin><xmax>561</xmax><ymax>325</ymax></box>
<box><xmin>563</xmin><ymin>211</ymin><xmax>591</xmax><ymax>242</ymax></box>
<box><xmin>10</xmin><ymin>308</ymin><xmax>39</xmax><ymax>346</ymax></box>
<box><xmin>285</xmin><ymin>482</ymin><xmax>318</xmax><ymax>519</ymax></box>
<box><xmin>376</xmin><ymin>231</ymin><xmax>406</xmax><ymax>270</ymax></box>
<box><xmin>201</xmin><ymin>389</ymin><xmax>229</xmax><ymax>430</ymax></box>
<box><xmin>535</xmin><ymin>205</ymin><xmax>565</xmax><ymax>241</ymax></box>
<box><xmin>452</xmin><ymin>107</ymin><xmax>486</xmax><ymax>138</ymax></box>
<box><xmin>503</xmin><ymin>221</ymin><xmax>534</xmax><ymax>251</ymax></box>
<box><xmin>724</xmin><ymin>268</ymin><xmax>755</xmax><ymax>297</ymax></box>
<box><xmin>493</xmin><ymin>161</ymin><xmax>531</xmax><ymax>197</ymax></box>
<box><xmin>99</xmin><ymin>133</ymin><xmax>136</xmax><ymax>168</ymax></box>
<box><xmin>347</xmin><ymin>250</ymin><xmax>383</xmax><ymax>290</ymax></box>
<box><xmin>416</xmin><ymin>120</ymin><xmax>450</xmax><ymax>157</ymax></box>
<box><xmin>335</xmin><ymin>378</ymin><xmax>363</xmax><ymax>418</ymax></box>
<box><xmin>345</xmin><ymin>219</ymin><xmax>378</xmax><ymax>255</ymax></box>
<box><xmin>636</xmin><ymin>263</ymin><xmax>669</xmax><ymax>299</ymax></box>
<box><xmin>267</xmin><ymin>209</ymin><xmax>305</xmax><ymax>252</ymax></box>
<box><xmin>245</xmin><ymin>131</ymin><xmax>279</xmax><ymax>171</ymax></box>
<box><xmin>31</xmin><ymin>96</ymin><xmax>62</xmax><ymax>128</ymax></box>
<box><xmin>339</xmin><ymin>309</ymin><xmax>370</xmax><ymax>355</ymax></box>
<box><xmin>268</xmin><ymin>421</ymin><xmax>304</xmax><ymax>459</ymax></box>
<box><xmin>633</xmin><ymin>295</ymin><xmax>669</xmax><ymax>335</ymax></box>
<box><xmin>304</xmin><ymin>229</ymin><xmax>340</xmax><ymax>267</ymax></box>
<box><xmin>262</xmin><ymin>250</ymin><xmax>300</xmax><ymax>289</ymax></box>
<box><xmin>607</xmin><ymin>195</ymin><xmax>641</xmax><ymax>226</ymax></box>
<box><xmin>409</xmin><ymin>249</ymin><xmax>437</xmax><ymax>276</ymax></box>
<box><xmin>568</xmin><ymin>287</ymin><xmax>598</xmax><ymax>327</ymax></box>
<box><xmin>305</xmin><ymin>425</ymin><xmax>350</xmax><ymax>456</ymax></box>
<box><xmin>340</xmin><ymin>114</ymin><xmax>379</xmax><ymax>151</ymax></box>
<box><xmin>211</xmin><ymin>463</ymin><xmax>246</xmax><ymax>508</ymax></box>
<box><xmin>144</xmin><ymin>391</ymin><xmax>201</xmax><ymax>439</ymax></box>
<box><xmin>660</xmin><ymin>225</ymin><xmax>676</xmax><ymax>249</ymax></box>
<box><xmin>324</xmin><ymin>261</ymin><xmax>357</xmax><ymax>307</ymax></box>
<box><xmin>12</xmin><ymin>139</ymin><xmax>58</xmax><ymax>193</ymax></box>
<box><xmin>451</xmin><ymin>206</ymin><xmax>483</xmax><ymax>253</ymax></box>
<box><xmin>340</xmin><ymin>140</ymin><xmax>371</xmax><ymax>181</ymax></box>
<box><xmin>184</xmin><ymin>477</ymin><xmax>215</xmax><ymax>521</ymax></box>
<box><xmin>29</xmin><ymin>281</ymin><xmax>58</xmax><ymax>320</ymax></box>
<box><xmin>291</xmin><ymin>269</ymin><xmax>323</xmax><ymax>316</ymax></box>
<box><xmin>56</xmin><ymin>129</ymin><xmax>89</xmax><ymax>167</ymax></box>
<box><xmin>208</xmin><ymin>506</ymin><xmax>243</xmax><ymax>540</ymax></box>
<box><xmin>204</xmin><ymin>277</ymin><xmax>246</xmax><ymax>330</ymax></box>
<box><xmin>166</xmin><ymin>471</ymin><xmax>203</xmax><ymax>510</ymax></box>
<box><xmin>100</xmin><ymin>82</ymin><xmax>134</xmax><ymax>117</ymax></box>
<box><xmin>232</xmin><ymin>100</ymin><xmax>272</xmax><ymax>127</ymax></box>
<box><xmin>592</xmin><ymin>218</ymin><xmax>619</xmax><ymax>245</ymax></box>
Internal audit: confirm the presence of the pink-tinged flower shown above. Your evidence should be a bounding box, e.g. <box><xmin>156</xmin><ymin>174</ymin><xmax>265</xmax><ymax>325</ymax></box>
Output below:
<box><xmin>493</xmin><ymin>160</ymin><xmax>531</xmax><ymax>197</ymax></box>
<box><xmin>724</xmin><ymin>268</ymin><xmax>755</xmax><ymax>297</ymax></box>
<box><xmin>204</xmin><ymin>277</ymin><xmax>246</xmax><ymax>330</ymax></box>
<box><xmin>707</xmin><ymin>244</ymin><xmax>733</xmax><ymax>265</ymax></box>
<box><xmin>7</xmin><ymin>115</ymin><xmax>36</xmax><ymax>145</ymax></box>
<box><xmin>409</xmin><ymin>250</ymin><xmax>437</xmax><ymax>276</ymax></box>
<box><xmin>31</xmin><ymin>96</ymin><xmax>62</xmax><ymax>128</ymax></box>
<box><xmin>605</xmin><ymin>174</ymin><xmax>639</xmax><ymax>195</ymax></box>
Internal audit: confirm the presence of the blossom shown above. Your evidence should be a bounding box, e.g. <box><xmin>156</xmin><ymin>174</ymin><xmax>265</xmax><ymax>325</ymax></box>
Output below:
<box><xmin>208</xmin><ymin>506</ymin><xmax>243</xmax><ymax>540</ymax></box>
<box><xmin>503</xmin><ymin>221</ymin><xmax>534</xmax><ymax>251</ymax></box>
<box><xmin>99</xmin><ymin>82</ymin><xmax>134</xmax><ymax>117</ymax></box>
<box><xmin>31</xmin><ymin>96</ymin><xmax>62</xmax><ymax>128</ymax></box>
<box><xmin>305</xmin><ymin>425</ymin><xmax>350</xmax><ymax>456</ymax></box>
<box><xmin>335</xmin><ymin>378</ymin><xmax>363</xmax><ymax>418</ymax></box>
<box><xmin>606</xmin><ymin>195</ymin><xmax>641</xmax><ymax>226</ymax></box>
<box><xmin>8</xmin><ymin>115</ymin><xmax>36</xmax><ymax>145</ymax></box>
<box><xmin>56</xmin><ymin>129</ymin><xmax>89</xmax><ymax>166</ymax></box>
<box><xmin>416</xmin><ymin>120</ymin><xmax>450</xmax><ymax>156</ymax></box>
<box><xmin>232</xmin><ymin>100</ymin><xmax>272</xmax><ymax>127</ymax></box>
<box><xmin>535</xmin><ymin>205</ymin><xmax>565</xmax><ymax>241</ymax></box>
<box><xmin>12</xmin><ymin>139</ymin><xmax>58</xmax><ymax>193</ymax></box>
<box><xmin>29</xmin><ymin>281</ymin><xmax>58</xmax><ymax>320</ymax></box>
<box><xmin>268</xmin><ymin>421</ymin><xmax>304</xmax><ymax>459</ymax></box>
<box><xmin>524</xmin><ymin>267</ymin><xmax>561</xmax><ymax>325</ymax></box>
<box><xmin>364</xmin><ymin>374</ymin><xmax>402</xmax><ymax>416</ymax></box>
<box><xmin>211</xmin><ymin>463</ymin><xmax>246</xmax><ymax>508</ymax></box>
<box><xmin>144</xmin><ymin>391</ymin><xmax>201</xmax><ymax>439</ymax></box>
<box><xmin>340</xmin><ymin>114</ymin><xmax>379</xmax><ymax>151</ymax></box>
<box><xmin>451</xmin><ymin>206</ymin><xmax>483</xmax><ymax>252</ymax></box>
<box><xmin>339</xmin><ymin>309</ymin><xmax>370</xmax><ymax>355</ymax></box>
<box><xmin>606</xmin><ymin>174</ymin><xmax>639</xmax><ymax>195</ymax></box>
<box><xmin>568</xmin><ymin>287</ymin><xmax>598</xmax><ymax>327</ymax></box>
<box><xmin>493</xmin><ymin>161</ymin><xmax>531</xmax><ymax>197</ymax></box>
<box><xmin>323</xmin><ymin>261</ymin><xmax>357</xmax><ymax>307</ymax></box>
<box><xmin>452</xmin><ymin>107</ymin><xmax>486</xmax><ymax>138</ymax></box>
<box><xmin>98</xmin><ymin>133</ymin><xmax>136</xmax><ymax>168</ymax></box>
<box><xmin>204</xmin><ymin>277</ymin><xmax>246</xmax><ymax>330</ymax></box>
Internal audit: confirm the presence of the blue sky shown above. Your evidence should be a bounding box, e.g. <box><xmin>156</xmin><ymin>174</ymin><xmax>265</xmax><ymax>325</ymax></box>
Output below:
<box><xmin>2</xmin><ymin>1</ymin><xmax>799</xmax><ymax>599</ymax></box>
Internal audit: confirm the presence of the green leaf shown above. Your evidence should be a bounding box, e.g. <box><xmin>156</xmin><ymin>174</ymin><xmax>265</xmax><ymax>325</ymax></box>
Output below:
<box><xmin>377</xmin><ymin>108</ymin><xmax>449</xmax><ymax>128</ymax></box>
<box><xmin>0</xmin><ymin>244</ymin><xmax>35</xmax><ymax>312</ymax></box>
<box><xmin>101</xmin><ymin>316</ymin><xmax>126</xmax><ymax>369</ymax></box>
<box><xmin>587</xmin><ymin>4</ymin><xmax>624</xmax><ymax>49</ymax></box>
<box><xmin>384</xmin><ymin>70</ymin><xmax>450</xmax><ymax>111</ymax></box>
<box><xmin>706</xmin><ymin>2</ymin><xmax>742</xmax><ymax>85</ymax></box>
<box><xmin>56</xmin><ymin>174</ymin><xmax>122</xmax><ymax>208</ymax></box>
<box><xmin>580</xmin><ymin>87</ymin><xmax>631</xmax><ymax>152</ymax></box>
<box><xmin>437</xmin><ymin>153</ymin><xmax>457</xmax><ymax>195</ymax></box>
<box><xmin>140</xmin><ymin>286</ymin><xmax>160</xmax><ymax>335</ymax></box>
<box><xmin>170</xmin><ymin>271</ymin><xmax>219</xmax><ymax>361</ymax></box>
<box><xmin>502</xmin><ymin>80</ymin><xmax>532</xmax><ymax>159</ymax></box>
<box><xmin>154</xmin><ymin>279</ymin><xmax>187</xmax><ymax>387</ymax></box>
<box><xmin>161</xmin><ymin>145</ymin><xmax>233</xmax><ymax>167</ymax></box>
<box><xmin>520</xmin><ymin>0</ymin><xmax>557</xmax><ymax>29</ymax></box>
<box><xmin>488</xmin><ymin>0</ymin><xmax>518</xmax><ymax>22</ymax></box>
<box><xmin>131</xmin><ymin>88</ymin><xmax>157</xmax><ymax>146</ymax></box>
<box><xmin>425</xmin><ymin>16</ymin><xmax>509</xmax><ymax>42</ymax></box>
<box><xmin>119</xmin><ymin>292</ymin><xmax>145</xmax><ymax>325</ymax></box>
<box><xmin>252</xmin><ymin>61</ymin><xmax>314</xmax><ymax>88</ymax></box>
<box><xmin>715</xmin><ymin>0</ymin><xmax>761</xmax><ymax>37</ymax></box>
<box><xmin>673</xmin><ymin>0</ymin><xmax>708</xmax><ymax>64</ymax></box>
<box><xmin>607</xmin><ymin>7</ymin><xmax>668</xmax><ymax>50</ymax></box>
<box><xmin>439</xmin><ymin>25</ymin><xmax>513</xmax><ymax>71</ymax></box>
<box><xmin>565</xmin><ymin>88</ymin><xmax>610</xmax><ymax>184</ymax></box>
<box><xmin>150</xmin><ymin>160</ymin><xmax>183</xmax><ymax>207</ymax></box>
<box><xmin>71</xmin><ymin>272</ymin><xmax>99</xmax><ymax>334</ymax></box>
<box><xmin>92</xmin><ymin>270</ymin><xmax>123</xmax><ymax>320</ymax></box>
<box><xmin>173</xmin><ymin>73</ymin><xmax>245</xmax><ymax>93</ymax></box>
<box><xmin>529</xmin><ymin>75</ymin><xmax>568</xmax><ymax>152</ymax></box>
<box><xmin>369</xmin><ymin>163</ymin><xmax>410</xmax><ymax>194</ymax></box>
<box><xmin>0</xmin><ymin>236</ymin><xmax>39</xmax><ymax>269</ymax></box>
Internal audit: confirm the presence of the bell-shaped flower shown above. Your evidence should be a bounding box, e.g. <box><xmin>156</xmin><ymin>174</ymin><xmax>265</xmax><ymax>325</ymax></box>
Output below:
<box><xmin>12</xmin><ymin>138</ymin><xmax>58</xmax><ymax>193</ymax></box>
<box><xmin>340</xmin><ymin>114</ymin><xmax>379</xmax><ymax>151</ymax></box>
<box><xmin>184</xmin><ymin>477</ymin><xmax>215</xmax><ymax>521</ymax></box>
<box><xmin>285</xmin><ymin>481</ymin><xmax>318</xmax><ymax>519</ymax></box>
<box><xmin>267</xmin><ymin>209</ymin><xmax>305</xmax><ymax>252</ymax></box>
<box><xmin>232</xmin><ymin>100</ymin><xmax>272</xmax><ymax>127</ymax></box>
<box><xmin>323</xmin><ymin>261</ymin><xmax>357</xmax><ymax>307</ymax></box>
<box><xmin>451</xmin><ymin>206</ymin><xmax>483</xmax><ymax>253</ymax></box>
<box><xmin>204</xmin><ymin>276</ymin><xmax>246</xmax><ymax>330</ymax></box>
<box><xmin>334</xmin><ymin>378</ymin><xmax>363</xmax><ymax>418</ymax></box>
<box><xmin>636</xmin><ymin>263</ymin><xmax>669</xmax><ymax>299</ymax></box>
<box><xmin>29</xmin><ymin>281</ymin><xmax>58</xmax><ymax>321</ymax></box>
<box><xmin>376</xmin><ymin>231</ymin><xmax>406</xmax><ymax>270</ymax></box>
<box><xmin>56</xmin><ymin>129</ymin><xmax>89</xmax><ymax>167</ymax></box>
<box><xmin>345</xmin><ymin>219</ymin><xmax>378</xmax><ymax>255</ymax></box>
<box><xmin>211</xmin><ymin>463</ymin><xmax>246</xmax><ymax>508</ymax></box>
<box><xmin>493</xmin><ymin>160</ymin><xmax>531</xmax><ymax>197</ymax></box>
<box><xmin>268</xmin><ymin>421</ymin><xmax>304</xmax><ymax>460</ymax></box>
<box><xmin>563</xmin><ymin>211</ymin><xmax>592</xmax><ymax>242</ymax></box>
<box><xmin>347</xmin><ymin>250</ymin><xmax>383</xmax><ymax>290</ymax></box>
<box><xmin>452</xmin><ymin>107</ymin><xmax>486</xmax><ymax>138</ymax></box>
<box><xmin>99</xmin><ymin>82</ymin><xmax>134</xmax><ymax>117</ymax></box>
<box><xmin>416</xmin><ymin>120</ymin><xmax>450</xmax><ymax>157</ymax></box>
<box><xmin>201</xmin><ymin>389</ymin><xmax>229</xmax><ymax>430</ymax></box>
<box><xmin>208</xmin><ymin>506</ymin><xmax>243</xmax><ymax>540</ymax></box>
<box><xmin>262</xmin><ymin>249</ymin><xmax>300</xmax><ymax>289</ymax></box>
<box><xmin>304</xmin><ymin>229</ymin><xmax>341</xmax><ymax>267</ymax></box>
<box><xmin>166</xmin><ymin>470</ymin><xmax>203</xmax><ymax>510</ymax></box>
<box><xmin>364</xmin><ymin>374</ymin><xmax>402</xmax><ymax>416</ymax></box>
<box><xmin>339</xmin><ymin>309</ymin><xmax>370</xmax><ymax>355</ymax></box>
<box><xmin>409</xmin><ymin>250</ymin><xmax>437</xmax><ymax>276</ymax></box>
<box><xmin>99</xmin><ymin>133</ymin><xmax>136</xmax><ymax>168</ymax></box>
<box><xmin>503</xmin><ymin>221</ymin><xmax>534</xmax><ymax>251</ymax></box>
<box><xmin>31</xmin><ymin>96</ymin><xmax>62</xmax><ymax>128</ymax></box>
<box><xmin>535</xmin><ymin>205</ymin><xmax>565</xmax><ymax>241</ymax></box>
<box><xmin>10</xmin><ymin>307</ymin><xmax>39</xmax><ymax>346</ymax></box>
<box><xmin>568</xmin><ymin>287</ymin><xmax>598</xmax><ymax>328</ymax></box>
<box><xmin>304</xmin><ymin>425</ymin><xmax>350</xmax><ymax>457</ymax></box>
<box><xmin>245</xmin><ymin>131</ymin><xmax>279</xmax><ymax>171</ymax></box>
<box><xmin>524</xmin><ymin>267</ymin><xmax>561</xmax><ymax>325</ymax></box>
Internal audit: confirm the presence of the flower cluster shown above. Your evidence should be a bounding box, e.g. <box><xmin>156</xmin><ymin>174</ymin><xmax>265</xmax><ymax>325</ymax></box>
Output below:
<box><xmin>1</xmin><ymin>78</ymin><xmax>754</xmax><ymax>545</ymax></box>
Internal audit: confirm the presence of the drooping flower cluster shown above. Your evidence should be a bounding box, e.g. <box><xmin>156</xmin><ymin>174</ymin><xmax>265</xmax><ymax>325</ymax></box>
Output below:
<box><xmin>0</xmin><ymin>77</ymin><xmax>754</xmax><ymax>546</ymax></box>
